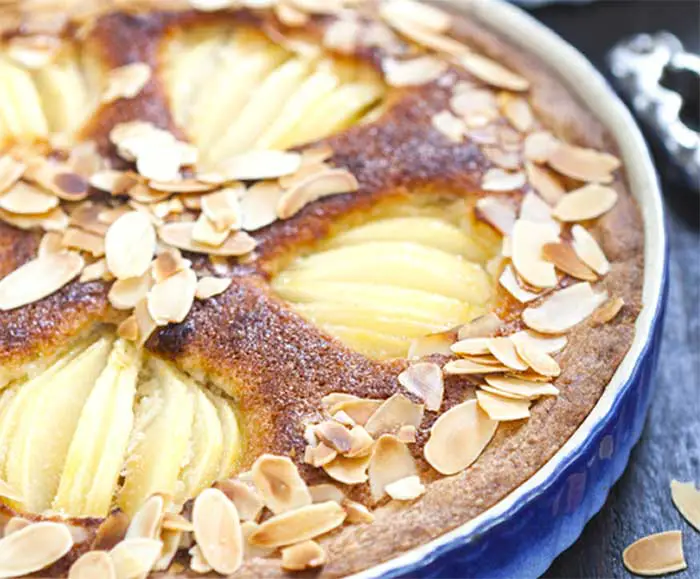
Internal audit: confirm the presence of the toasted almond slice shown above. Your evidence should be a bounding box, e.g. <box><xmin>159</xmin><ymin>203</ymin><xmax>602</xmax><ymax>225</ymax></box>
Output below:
<box><xmin>158</xmin><ymin>222</ymin><xmax>256</xmax><ymax>257</ymax></box>
<box><xmin>450</xmin><ymin>88</ymin><xmax>499</xmax><ymax>128</ymax></box>
<box><xmin>38</xmin><ymin>231</ymin><xmax>64</xmax><ymax>257</ymax></box>
<box><xmin>109</xmin><ymin>273</ymin><xmax>151</xmax><ymax>310</ymax></box>
<box><xmin>383</xmin><ymin>56</ymin><xmax>448</xmax><ymax>87</ymax></box>
<box><xmin>323</xmin><ymin>17</ymin><xmax>360</xmax><ymax>53</ymax></box>
<box><xmin>525</xmin><ymin>162</ymin><xmax>564</xmax><ymax>205</ymax></box>
<box><xmin>328</xmin><ymin>398</ymin><xmax>382</xmax><ymax>427</ymax></box>
<box><xmin>520</xmin><ymin>191</ymin><xmax>557</xmax><ymax>226</ymax></box>
<box><xmin>499</xmin><ymin>265</ymin><xmax>540</xmax><ymax>303</ymax></box>
<box><xmin>500</xmin><ymin>94</ymin><xmax>533</xmax><ymax>133</ymax></box>
<box><xmin>192</xmin><ymin>488</ymin><xmax>243</xmax><ymax>574</ymax></box>
<box><xmin>368</xmin><ymin>435</ymin><xmax>417</xmax><ymax>503</ymax></box>
<box><xmin>161</xmin><ymin>513</ymin><xmax>193</xmax><ymax>533</ymax></box>
<box><xmin>314</xmin><ymin>422</ymin><xmax>353</xmax><ymax>455</ymax></box>
<box><xmin>484</xmin><ymin>375</ymin><xmax>558</xmax><ymax>400</ymax></box>
<box><xmin>384</xmin><ymin>474</ymin><xmax>426</xmax><ymax>501</ymax></box>
<box><xmin>397</xmin><ymin>424</ymin><xmax>417</xmax><ymax>443</ymax></box>
<box><xmin>322</xmin><ymin>454</ymin><xmax>371</xmax><ymax>485</ymax></box>
<box><xmin>0</xmin><ymin>205</ymin><xmax>68</xmax><ymax>231</ymax></box>
<box><xmin>424</xmin><ymin>399</ymin><xmax>498</xmax><ymax>475</ymax></box>
<box><xmin>110</xmin><ymin>537</ymin><xmax>163</xmax><ymax>578</ymax></box>
<box><xmin>548</xmin><ymin>143</ymin><xmax>620</xmax><ymax>183</ymax></box>
<box><xmin>407</xmin><ymin>330</ymin><xmax>455</xmax><ymax>360</ymax></box>
<box><xmin>542</xmin><ymin>242</ymin><xmax>597</xmax><ymax>282</ymax></box>
<box><xmin>191</xmin><ymin>213</ymin><xmax>228</xmax><ymax>248</ymax></box>
<box><xmin>670</xmin><ymin>480</ymin><xmax>700</xmax><ymax>532</ymax></box>
<box><xmin>380</xmin><ymin>0</ymin><xmax>452</xmax><ymax>33</ymax></box>
<box><xmin>483</xmin><ymin>146</ymin><xmax>521</xmax><ymax>170</ymax></box>
<box><xmin>511</xmin><ymin>219</ymin><xmax>560</xmax><ymax>288</ymax></box>
<box><xmin>94</xmin><ymin>511</ymin><xmax>130</xmax><ymax>551</ymax></box>
<box><xmin>591</xmin><ymin>296</ymin><xmax>625</xmax><ymax>326</ymax></box>
<box><xmin>397</xmin><ymin>362</ymin><xmax>444</xmax><ymax>412</ymax></box>
<box><xmin>487</xmin><ymin>337</ymin><xmax>528</xmax><ymax>371</ymax></box>
<box><xmin>126</xmin><ymin>494</ymin><xmax>164</xmax><ymax>540</ymax></box>
<box><xmin>346</xmin><ymin>426</ymin><xmax>374</xmax><ymax>458</ymax></box>
<box><xmin>248</xmin><ymin>501</ymin><xmax>346</xmax><ymax>549</ymax></box>
<box><xmin>151</xmin><ymin>249</ymin><xmax>187</xmax><ymax>283</ymax></box>
<box><xmin>482</xmin><ymin>168</ymin><xmax>526</xmax><ymax>192</ymax></box>
<box><xmin>459</xmin><ymin>53</ymin><xmax>529</xmax><ymax>92</ymax></box>
<box><xmin>105</xmin><ymin>211</ymin><xmax>156</xmax><ymax>279</ymax></box>
<box><xmin>571</xmin><ymin>224</ymin><xmax>610</xmax><ymax>275</ymax></box>
<box><xmin>332</xmin><ymin>410</ymin><xmax>355</xmax><ymax>427</ymax></box>
<box><xmin>281</xmin><ymin>540</ymin><xmax>327</xmax><ymax>571</ymax></box>
<box><xmin>251</xmin><ymin>454</ymin><xmax>311</xmax><ymax>515</ymax></box>
<box><xmin>390</xmin><ymin>19</ymin><xmax>467</xmax><ymax>56</ymax></box>
<box><xmin>509</xmin><ymin>330</ymin><xmax>567</xmax><ymax>354</ymax></box>
<box><xmin>4</xmin><ymin>518</ymin><xmax>30</xmax><ymax>536</ymax></box>
<box><xmin>149</xmin><ymin>178</ymin><xmax>217</xmax><ymax>194</ymax></box>
<box><xmin>309</xmin><ymin>484</ymin><xmax>345</xmax><ymax>505</ymax></box>
<box><xmin>133</xmin><ymin>299</ymin><xmax>158</xmax><ymax>345</ymax></box>
<box><xmin>277</xmin><ymin>169</ymin><xmax>359</xmax><ymax>219</ymax></box>
<box><xmin>432</xmin><ymin>110</ymin><xmax>467</xmax><ymax>143</ymax></box>
<box><xmin>364</xmin><ymin>393</ymin><xmax>424</xmax><ymax>437</ymax></box>
<box><xmin>552</xmin><ymin>184</ymin><xmax>619</xmax><ymax>222</ymax></box>
<box><xmin>275</xmin><ymin>3</ymin><xmax>309</xmax><ymax>27</ymax></box>
<box><xmin>240</xmin><ymin>182</ymin><xmax>283</xmax><ymax>231</ymax></box>
<box><xmin>215</xmin><ymin>150</ymin><xmax>301</xmax><ymax>181</ymax></box>
<box><xmin>189</xmin><ymin>543</ymin><xmax>212</xmax><ymax>573</ymax></box>
<box><xmin>214</xmin><ymin>480</ymin><xmax>264</xmax><ymax>523</ymax></box>
<box><xmin>443</xmin><ymin>359</ymin><xmax>510</xmax><ymax>375</ymax></box>
<box><xmin>305</xmin><ymin>443</ymin><xmax>338</xmax><ymax>468</ymax></box>
<box><xmin>0</xmin><ymin>522</ymin><xmax>73</xmax><ymax>577</ymax></box>
<box><xmin>0</xmin><ymin>181</ymin><xmax>59</xmax><ymax>215</ymax></box>
<box><xmin>457</xmin><ymin>313</ymin><xmax>502</xmax><ymax>340</ymax></box>
<box><xmin>476</xmin><ymin>389</ymin><xmax>530</xmax><ymax>421</ymax></box>
<box><xmin>69</xmin><ymin>550</ymin><xmax>116</xmax><ymax>579</ymax></box>
<box><xmin>153</xmin><ymin>528</ymin><xmax>181</xmax><ymax>572</ymax></box>
<box><xmin>80</xmin><ymin>259</ymin><xmax>109</xmax><ymax>283</ymax></box>
<box><xmin>512</xmin><ymin>340</ymin><xmax>560</xmax><ymax>377</ymax></box>
<box><xmin>322</xmin><ymin>393</ymin><xmax>360</xmax><ymax>409</ymax></box>
<box><xmin>147</xmin><ymin>267</ymin><xmax>197</xmax><ymax>326</ymax></box>
<box><xmin>61</xmin><ymin>227</ymin><xmax>105</xmax><ymax>257</ymax></box>
<box><xmin>201</xmin><ymin>188</ymin><xmax>242</xmax><ymax>231</ymax></box>
<box><xmin>475</xmin><ymin>196</ymin><xmax>516</xmax><ymax>235</ymax></box>
<box><xmin>451</xmin><ymin>338</ymin><xmax>491</xmax><ymax>356</ymax></box>
<box><xmin>102</xmin><ymin>62</ymin><xmax>151</xmax><ymax>104</ymax></box>
<box><xmin>622</xmin><ymin>531</ymin><xmax>687</xmax><ymax>576</ymax></box>
<box><xmin>523</xmin><ymin>282</ymin><xmax>608</xmax><ymax>334</ymax></box>
<box><xmin>0</xmin><ymin>156</ymin><xmax>26</xmax><ymax>194</ymax></box>
<box><xmin>524</xmin><ymin>131</ymin><xmax>560</xmax><ymax>164</ymax></box>
<box><xmin>195</xmin><ymin>276</ymin><xmax>231</xmax><ymax>300</ymax></box>
<box><xmin>0</xmin><ymin>251</ymin><xmax>84</xmax><ymax>311</ymax></box>
<box><xmin>343</xmin><ymin>499</ymin><xmax>374</xmax><ymax>524</ymax></box>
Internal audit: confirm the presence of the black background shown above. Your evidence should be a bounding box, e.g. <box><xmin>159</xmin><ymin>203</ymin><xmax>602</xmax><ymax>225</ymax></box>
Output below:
<box><xmin>522</xmin><ymin>1</ymin><xmax>700</xmax><ymax>578</ymax></box>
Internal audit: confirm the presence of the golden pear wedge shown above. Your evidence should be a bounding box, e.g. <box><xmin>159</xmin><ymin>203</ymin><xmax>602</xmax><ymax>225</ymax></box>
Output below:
<box><xmin>210</xmin><ymin>392</ymin><xmax>242</xmax><ymax>480</ymax></box>
<box><xmin>0</xmin><ymin>57</ymin><xmax>48</xmax><ymax>139</ymax></box>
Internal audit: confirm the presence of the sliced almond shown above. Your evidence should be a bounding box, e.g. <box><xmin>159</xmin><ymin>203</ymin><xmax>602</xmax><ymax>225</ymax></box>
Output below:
<box><xmin>384</xmin><ymin>475</ymin><xmax>425</xmax><ymax>501</ymax></box>
<box><xmin>192</xmin><ymin>213</ymin><xmax>229</xmax><ymax>247</ymax></box>
<box><xmin>102</xmin><ymin>62</ymin><xmax>151</xmax><ymax>104</ymax></box>
<box><xmin>322</xmin><ymin>454</ymin><xmax>371</xmax><ymax>485</ymax></box>
<box><xmin>328</xmin><ymin>398</ymin><xmax>382</xmax><ymax>427</ymax></box>
<box><xmin>201</xmin><ymin>188</ymin><xmax>242</xmax><ymax>231</ymax></box>
<box><xmin>622</xmin><ymin>531</ymin><xmax>687</xmax><ymax>576</ymax></box>
<box><xmin>110</xmin><ymin>537</ymin><xmax>163</xmax><ymax>578</ymax></box>
<box><xmin>364</xmin><ymin>393</ymin><xmax>424</xmax><ymax>437</ymax></box>
<box><xmin>149</xmin><ymin>178</ymin><xmax>217</xmax><ymax>194</ymax></box>
<box><xmin>407</xmin><ymin>330</ymin><xmax>455</xmax><ymax>359</ymax></box>
<box><xmin>0</xmin><ymin>157</ymin><xmax>26</xmax><ymax>193</ymax></box>
<box><xmin>133</xmin><ymin>299</ymin><xmax>158</xmax><ymax>345</ymax></box>
<box><xmin>192</xmin><ymin>487</ymin><xmax>243</xmax><ymax>575</ymax></box>
<box><xmin>277</xmin><ymin>169</ymin><xmax>359</xmax><ymax>219</ymax></box>
<box><xmin>487</xmin><ymin>337</ymin><xmax>528</xmax><ymax>371</ymax></box>
<box><xmin>509</xmin><ymin>330</ymin><xmax>567</xmax><ymax>354</ymax></box>
<box><xmin>251</xmin><ymin>454</ymin><xmax>311</xmax><ymax>515</ymax></box>
<box><xmin>500</xmin><ymin>94</ymin><xmax>533</xmax><ymax>133</ymax></box>
<box><xmin>161</xmin><ymin>513</ymin><xmax>193</xmax><ymax>533</ymax></box>
<box><xmin>126</xmin><ymin>494</ymin><xmax>164</xmax><ymax>540</ymax></box>
<box><xmin>459</xmin><ymin>53</ymin><xmax>529</xmax><ymax>92</ymax></box>
<box><xmin>523</xmin><ymin>282</ymin><xmax>608</xmax><ymax>334</ymax></box>
<box><xmin>308</xmin><ymin>484</ymin><xmax>345</xmax><ymax>505</ymax></box>
<box><xmin>383</xmin><ymin>56</ymin><xmax>448</xmax><ymax>87</ymax></box>
<box><xmin>281</xmin><ymin>540</ymin><xmax>327</xmax><ymax>571</ymax></box>
<box><xmin>451</xmin><ymin>338</ymin><xmax>491</xmax><ymax>356</ymax></box>
<box><xmin>153</xmin><ymin>528</ymin><xmax>181</xmax><ymax>572</ymax></box>
<box><xmin>511</xmin><ymin>219</ymin><xmax>560</xmax><ymax>288</ymax></box>
<box><xmin>213</xmin><ymin>480</ymin><xmax>264</xmax><ymax>523</ymax></box>
<box><xmin>499</xmin><ymin>264</ymin><xmax>540</xmax><ymax>303</ymax></box>
<box><xmin>424</xmin><ymin>399</ymin><xmax>498</xmax><ymax>475</ymax></box>
<box><xmin>484</xmin><ymin>375</ymin><xmax>559</xmax><ymax>400</ymax></box>
<box><xmin>512</xmin><ymin>340</ymin><xmax>560</xmax><ymax>377</ymax></box>
<box><xmin>450</xmin><ymin>88</ymin><xmax>499</xmax><ymax>128</ymax></box>
<box><xmin>524</xmin><ymin>131</ymin><xmax>559</xmax><ymax>163</ymax></box>
<box><xmin>0</xmin><ymin>252</ymin><xmax>84</xmax><ymax>311</ymax></box>
<box><xmin>0</xmin><ymin>522</ymin><xmax>73</xmax><ymax>577</ymax></box>
<box><xmin>552</xmin><ymin>184</ymin><xmax>619</xmax><ymax>222</ymax></box>
<box><xmin>457</xmin><ymin>313</ymin><xmax>503</xmax><ymax>340</ymax></box>
<box><xmin>0</xmin><ymin>181</ymin><xmax>59</xmax><ymax>215</ymax></box>
<box><xmin>482</xmin><ymin>168</ymin><xmax>526</xmax><ymax>192</ymax></box>
<box><xmin>69</xmin><ymin>550</ymin><xmax>116</xmax><ymax>579</ymax></box>
<box><xmin>670</xmin><ymin>480</ymin><xmax>700</xmax><ymax>532</ymax></box>
<box><xmin>542</xmin><ymin>242</ymin><xmax>597</xmax><ymax>281</ymax></box>
<box><xmin>189</xmin><ymin>543</ymin><xmax>212</xmax><ymax>573</ymax></box>
<box><xmin>548</xmin><ymin>143</ymin><xmax>620</xmax><ymax>184</ymax></box>
<box><xmin>314</xmin><ymin>422</ymin><xmax>354</xmax><ymax>455</ymax></box>
<box><xmin>38</xmin><ymin>231</ymin><xmax>64</xmax><ymax>257</ymax></box>
<box><xmin>147</xmin><ymin>267</ymin><xmax>197</xmax><ymax>326</ymax></box>
<box><xmin>591</xmin><ymin>296</ymin><xmax>625</xmax><ymax>325</ymax></box>
<box><xmin>305</xmin><ymin>443</ymin><xmax>338</xmax><ymax>468</ymax></box>
<box><xmin>94</xmin><ymin>510</ymin><xmax>130</xmax><ymax>551</ymax></box>
<box><xmin>105</xmin><ymin>211</ymin><xmax>156</xmax><ymax>279</ymax></box>
<box><xmin>380</xmin><ymin>0</ymin><xmax>452</xmax><ymax>33</ymax></box>
<box><xmin>443</xmin><ymin>359</ymin><xmax>510</xmax><ymax>375</ymax></box>
<box><xmin>158</xmin><ymin>222</ymin><xmax>256</xmax><ymax>256</ymax></box>
<box><xmin>368</xmin><ymin>434</ymin><xmax>417</xmax><ymax>503</ymax></box>
<box><xmin>520</xmin><ymin>191</ymin><xmax>557</xmax><ymax>225</ymax></box>
<box><xmin>0</xmin><ymin>206</ymin><xmax>68</xmax><ymax>231</ymax></box>
<box><xmin>248</xmin><ymin>501</ymin><xmax>346</xmax><ymax>549</ymax></box>
<box><xmin>343</xmin><ymin>499</ymin><xmax>374</xmax><ymax>524</ymax></box>
<box><xmin>397</xmin><ymin>362</ymin><xmax>444</xmax><ymax>412</ymax></box>
<box><xmin>195</xmin><ymin>276</ymin><xmax>231</xmax><ymax>300</ymax></box>
<box><xmin>61</xmin><ymin>227</ymin><xmax>106</xmax><ymax>257</ymax></box>
<box><xmin>475</xmin><ymin>196</ymin><xmax>516</xmax><ymax>235</ymax></box>
<box><xmin>571</xmin><ymin>224</ymin><xmax>610</xmax><ymax>275</ymax></box>
<box><xmin>525</xmin><ymin>162</ymin><xmax>565</xmax><ymax>205</ymax></box>
<box><xmin>323</xmin><ymin>17</ymin><xmax>360</xmax><ymax>53</ymax></box>
<box><xmin>431</xmin><ymin>110</ymin><xmax>466</xmax><ymax>143</ymax></box>
<box><xmin>151</xmin><ymin>248</ymin><xmax>187</xmax><ymax>283</ymax></box>
<box><xmin>4</xmin><ymin>518</ymin><xmax>30</xmax><ymax>536</ymax></box>
<box><xmin>476</xmin><ymin>389</ymin><xmax>530</xmax><ymax>421</ymax></box>
<box><xmin>214</xmin><ymin>150</ymin><xmax>301</xmax><ymax>181</ymax></box>
<box><xmin>389</xmin><ymin>19</ymin><xmax>467</xmax><ymax>56</ymax></box>
<box><xmin>397</xmin><ymin>424</ymin><xmax>417</xmax><ymax>443</ymax></box>
<box><xmin>239</xmin><ymin>181</ymin><xmax>283</xmax><ymax>231</ymax></box>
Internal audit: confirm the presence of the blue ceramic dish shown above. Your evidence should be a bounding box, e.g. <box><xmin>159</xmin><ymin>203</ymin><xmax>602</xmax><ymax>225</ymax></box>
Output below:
<box><xmin>355</xmin><ymin>1</ymin><xmax>669</xmax><ymax>577</ymax></box>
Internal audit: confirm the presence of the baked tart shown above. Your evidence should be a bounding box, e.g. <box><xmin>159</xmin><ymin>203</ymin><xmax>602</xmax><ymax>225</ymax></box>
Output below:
<box><xmin>0</xmin><ymin>0</ymin><xmax>644</xmax><ymax>576</ymax></box>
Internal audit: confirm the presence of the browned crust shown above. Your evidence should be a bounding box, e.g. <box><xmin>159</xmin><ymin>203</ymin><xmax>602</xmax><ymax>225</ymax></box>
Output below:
<box><xmin>0</xmin><ymin>3</ymin><xmax>644</xmax><ymax>577</ymax></box>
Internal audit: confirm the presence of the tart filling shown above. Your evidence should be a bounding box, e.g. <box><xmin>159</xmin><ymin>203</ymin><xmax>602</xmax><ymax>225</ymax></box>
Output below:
<box><xmin>0</xmin><ymin>0</ymin><xmax>643</xmax><ymax>577</ymax></box>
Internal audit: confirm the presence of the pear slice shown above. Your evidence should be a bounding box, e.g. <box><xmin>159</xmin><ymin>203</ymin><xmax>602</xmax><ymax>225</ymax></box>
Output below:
<box><xmin>0</xmin><ymin>57</ymin><xmax>49</xmax><ymax>139</ymax></box>
<box><xmin>117</xmin><ymin>359</ymin><xmax>195</xmax><ymax>516</ymax></box>
<box><xmin>277</xmin><ymin>241</ymin><xmax>492</xmax><ymax>303</ymax></box>
<box><xmin>5</xmin><ymin>337</ymin><xmax>113</xmax><ymax>513</ymax></box>
<box><xmin>321</xmin><ymin>325</ymin><xmax>409</xmax><ymax>359</ymax></box>
<box><xmin>175</xmin><ymin>378</ymin><xmax>223</xmax><ymax>505</ymax></box>
<box><xmin>53</xmin><ymin>339</ymin><xmax>141</xmax><ymax>517</ymax></box>
<box><xmin>210</xmin><ymin>392</ymin><xmax>241</xmax><ymax>480</ymax></box>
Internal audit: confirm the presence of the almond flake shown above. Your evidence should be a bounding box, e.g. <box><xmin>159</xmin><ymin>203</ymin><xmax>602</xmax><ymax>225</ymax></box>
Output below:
<box><xmin>161</xmin><ymin>513</ymin><xmax>194</xmax><ymax>533</ymax></box>
<box><xmin>476</xmin><ymin>389</ymin><xmax>531</xmax><ymax>421</ymax></box>
<box><xmin>61</xmin><ymin>227</ymin><xmax>106</xmax><ymax>257</ymax></box>
<box><xmin>0</xmin><ymin>251</ymin><xmax>84</xmax><ymax>311</ymax></box>
<box><xmin>509</xmin><ymin>330</ymin><xmax>567</xmax><ymax>354</ymax></box>
<box><xmin>214</xmin><ymin>480</ymin><xmax>264</xmax><ymax>523</ymax></box>
<box><xmin>192</xmin><ymin>213</ymin><xmax>229</xmax><ymax>247</ymax></box>
<box><xmin>323</xmin><ymin>17</ymin><xmax>361</xmax><ymax>53</ymax></box>
<box><xmin>189</xmin><ymin>544</ymin><xmax>212</xmax><ymax>573</ymax></box>
<box><xmin>484</xmin><ymin>375</ymin><xmax>559</xmax><ymax>400</ymax></box>
<box><xmin>459</xmin><ymin>53</ymin><xmax>530</xmax><ymax>92</ymax></box>
<box><xmin>105</xmin><ymin>211</ymin><xmax>156</xmax><ymax>279</ymax></box>
<box><xmin>432</xmin><ymin>110</ymin><xmax>467</xmax><ymax>143</ymax></box>
<box><xmin>571</xmin><ymin>224</ymin><xmax>610</xmax><ymax>275</ymax></box>
<box><xmin>0</xmin><ymin>181</ymin><xmax>59</xmax><ymax>215</ymax></box>
<box><xmin>591</xmin><ymin>296</ymin><xmax>625</xmax><ymax>326</ymax></box>
<box><xmin>215</xmin><ymin>150</ymin><xmax>301</xmax><ymax>181</ymax></box>
<box><xmin>109</xmin><ymin>273</ymin><xmax>151</xmax><ymax>310</ymax></box>
<box><xmin>152</xmin><ymin>249</ymin><xmax>187</xmax><ymax>283</ymax></box>
<box><xmin>458</xmin><ymin>313</ymin><xmax>503</xmax><ymax>340</ymax></box>
<box><xmin>499</xmin><ymin>93</ymin><xmax>533</xmax><ymax>132</ymax></box>
<box><xmin>520</xmin><ymin>191</ymin><xmax>557</xmax><ymax>225</ymax></box>
<box><xmin>126</xmin><ymin>494</ymin><xmax>164</xmax><ymax>540</ymax></box>
<box><xmin>127</xmin><ymin>183</ymin><xmax>170</xmax><ymax>205</ymax></box>
<box><xmin>0</xmin><ymin>522</ymin><xmax>73</xmax><ymax>577</ymax></box>
<box><xmin>0</xmin><ymin>206</ymin><xmax>68</xmax><ymax>231</ymax></box>
<box><xmin>147</xmin><ymin>267</ymin><xmax>197</xmax><ymax>326</ymax></box>
<box><xmin>548</xmin><ymin>143</ymin><xmax>620</xmax><ymax>183</ymax></box>
<box><xmin>0</xmin><ymin>156</ymin><xmax>26</xmax><ymax>194</ymax></box>
<box><xmin>443</xmin><ymin>359</ymin><xmax>510</xmax><ymax>375</ymax></box>
<box><xmin>327</xmin><ymin>398</ymin><xmax>382</xmax><ymax>426</ymax></box>
<box><xmin>475</xmin><ymin>196</ymin><xmax>516</xmax><ymax>235</ymax></box>
<box><xmin>487</xmin><ymin>337</ymin><xmax>528</xmax><ymax>371</ymax></box>
<box><xmin>542</xmin><ymin>242</ymin><xmax>597</xmax><ymax>281</ymax></box>
<box><xmin>248</xmin><ymin>501</ymin><xmax>346</xmax><ymax>549</ymax></box>
<box><xmin>239</xmin><ymin>182</ymin><xmax>283</xmax><ymax>231</ymax></box>
<box><xmin>305</xmin><ymin>443</ymin><xmax>338</xmax><ymax>467</ymax></box>
<box><xmin>308</xmin><ymin>484</ymin><xmax>345</xmax><ymax>505</ymax></box>
<box><xmin>384</xmin><ymin>474</ymin><xmax>425</xmax><ymax>501</ymax></box>
<box><xmin>499</xmin><ymin>265</ymin><xmax>541</xmax><ymax>303</ymax></box>
<box><xmin>201</xmin><ymin>188</ymin><xmax>242</xmax><ymax>231</ymax></box>
<box><xmin>69</xmin><ymin>203</ymin><xmax>111</xmax><ymax>236</ymax></box>
<box><xmin>524</xmin><ymin>131</ymin><xmax>559</xmax><ymax>163</ymax></box>
<box><xmin>380</xmin><ymin>0</ymin><xmax>452</xmax><ymax>33</ymax></box>
<box><xmin>552</xmin><ymin>184</ymin><xmax>619</xmax><ymax>222</ymax></box>
<box><xmin>149</xmin><ymin>179</ymin><xmax>217</xmax><ymax>194</ymax></box>
<box><xmin>368</xmin><ymin>435</ymin><xmax>418</xmax><ymax>503</ymax></box>
<box><xmin>68</xmin><ymin>550</ymin><xmax>116</xmax><ymax>579</ymax></box>
<box><xmin>153</xmin><ymin>528</ymin><xmax>181</xmax><ymax>572</ymax></box>
<box><xmin>670</xmin><ymin>480</ymin><xmax>700</xmax><ymax>532</ymax></box>
<box><xmin>281</xmin><ymin>540</ymin><xmax>327</xmax><ymax>571</ymax></box>
<box><xmin>623</xmin><ymin>531</ymin><xmax>687</xmax><ymax>576</ymax></box>
<box><xmin>158</xmin><ymin>222</ymin><xmax>256</xmax><ymax>256</ymax></box>
<box><xmin>195</xmin><ymin>276</ymin><xmax>231</xmax><ymax>300</ymax></box>
<box><xmin>522</xmin><ymin>282</ymin><xmax>608</xmax><ymax>334</ymax></box>
<box><xmin>102</xmin><ymin>62</ymin><xmax>151</xmax><ymax>103</ymax></box>
<box><xmin>383</xmin><ymin>56</ymin><xmax>448</xmax><ymax>87</ymax></box>
<box><xmin>315</xmin><ymin>421</ymin><xmax>354</xmax><ymax>454</ymax></box>
<box><xmin>511</xmin><ymin>219</ymin><xmax>560</xmax><ymax>288</ymax></box>
<box><xmin>364</xmin><ymin>393</ymin><xmax>424</xmax><ymax>437</ymax></box>
<box><xmin>424</xmin><ymin>399</ymin><xmax>498</xmax><ymax>475</ymax></box>
<box><xmin>512</xmin><ymin>339</ymin><xmax>560</xmax><ymax>377</ymax></box>
<box><xmin>343</xmin><ymin>499</ymin><xmax>374</xmax><ymax>524</ymax></box>
<box><xmin>398</xmin><ymin>362</ymin><xmax>444</xmax><ymax>412</ymax></box>
<box><xmin>110</xmin><ymin>537</ymin><xmax>163</xmax><ymax>579</ymax></box>
<box><xmin>251</xmin><ymin>454</ymin><xmax>312</xmax><ymax>515</ymax></box>
<box><xmin>346</xmin><ymin>426</ymin><xmax>374</xmax><ymax>457</ymax></box>
<box><xmin>192</xmin><ymin>487</ymin><xmax>243</xmax><ymax>575</ymax></box>
<box><xmin>277</xmin><ymin>168</ymin><xmax>359</xmax><ymax>219</ymax></box>
<box><xmin>451</xmin><ymin>338</ymin><xmax>491</xmax><ymax>356</ymax></box>
<box><xmin>275</xmin><ymin>3</ymin><xmax>309</xmax><ymax>27</ymax></box>
<box><xmin>482</xmin><ymin>168</ymin><xmax>526</xmax><ymax>192</ymax></box>
<box><xmin>322</xmin><ymin>454</ymin><xmax>371</xmax><ymax>485</ymax></box>
<box><xmin>4</xmin><ymin>518</ymin><xmax>30</xmax><ymax>537</ymax></box>
<box><xmin>389</xmin><ymin>20</ymin><xmax>468</xmax><ymax>56</ymax></box>
<box><xmin>407</xmin><ymin>330</ymin><xmax>455</xmax><ymax>359</ymax></box>
<box><xmin>450</xmin><ymin>89</ymin><xmax>499</xmax><ymax>128</ymax></box>
<box><xmin>525</xmin><ymin>162</ymin><xmax>564</xmax><ymax>205</ymax></box>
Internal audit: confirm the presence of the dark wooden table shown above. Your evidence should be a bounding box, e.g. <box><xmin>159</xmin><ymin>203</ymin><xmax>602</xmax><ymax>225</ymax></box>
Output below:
<box><xmin>523</xmin><ymin>2</ymin><xmax>700</xmax><ymax>578</ymax></box>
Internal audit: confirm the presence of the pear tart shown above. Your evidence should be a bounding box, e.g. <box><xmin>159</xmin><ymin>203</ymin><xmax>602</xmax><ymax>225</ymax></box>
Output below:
<box><xmin>0</xmin><ymin>0</ymin><xmax>644</xmax><ymax>577</ymax></box>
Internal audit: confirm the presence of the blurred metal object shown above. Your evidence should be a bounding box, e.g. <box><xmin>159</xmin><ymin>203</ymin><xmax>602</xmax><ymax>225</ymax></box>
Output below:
<box><xmin>608</xmin><ymin>32</ymin><xmax>700</xmax><ymax>191</ymax></box>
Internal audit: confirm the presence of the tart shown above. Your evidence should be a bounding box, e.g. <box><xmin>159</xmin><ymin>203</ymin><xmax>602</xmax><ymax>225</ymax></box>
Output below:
<box><xmin>0</xmin><ymin>0</ymin><xmax>644</xmax><ymax>577</ymax></box>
